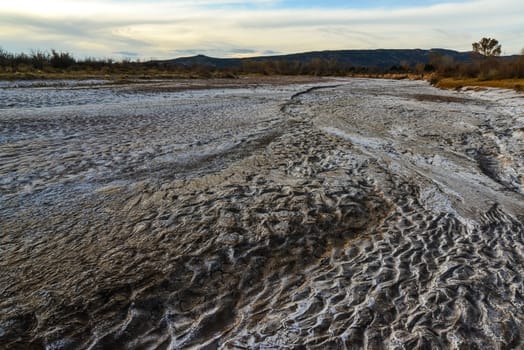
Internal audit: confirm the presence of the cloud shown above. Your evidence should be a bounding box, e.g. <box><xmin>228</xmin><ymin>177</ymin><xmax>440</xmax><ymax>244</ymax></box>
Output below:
<box><xmin>113</xmin><ymin>51</ymin><xmax>140</xmax><ymax>57</ymax></box>
<box><xmin>0</xmin><ymin>0</ymin><xmax>522</xmax><ymax>58</ymax></box>
<box><xmin>171</xmin><ymin>47</ymin><xmax>266</xmax><ymax>59</ymax></box>
<box><xmin>230</xmin><ymin>48</ymin><xmax>257</xmax><ymax>54</ymax></box>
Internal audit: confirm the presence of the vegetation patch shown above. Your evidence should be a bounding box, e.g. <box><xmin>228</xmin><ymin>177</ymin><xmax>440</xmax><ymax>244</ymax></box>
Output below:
<box><xmin>434</xmin><ymin>78</ymin><xmax>524</xmax><ymax>91</ymax></box>
<box><xmin>1</xmin><ymin>38</ymin><xmax>523</xmax><ymax>92</ymax></box>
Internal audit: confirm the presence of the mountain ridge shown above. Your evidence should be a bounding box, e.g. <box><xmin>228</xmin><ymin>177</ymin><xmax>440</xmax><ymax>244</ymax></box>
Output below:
<box><xmin>153</xmin><ymin>48</ymin><xmax>479</xmax><ymax>69</ymax></box>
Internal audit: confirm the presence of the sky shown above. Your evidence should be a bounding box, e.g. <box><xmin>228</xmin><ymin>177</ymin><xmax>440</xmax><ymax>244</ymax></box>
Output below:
<box><xmin>0</xmin><ymin>0</ymin><xmax>522</xmax><ymax>60</ymax></box>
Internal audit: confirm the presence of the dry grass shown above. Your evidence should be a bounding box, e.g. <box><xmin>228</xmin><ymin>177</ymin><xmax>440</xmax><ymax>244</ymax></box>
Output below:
<box><xmin>0</xmin><ymin>69</ymin><xmax>334</xmax><ymax>82</ymax></box>
<box><xmin>434</xmin><ymin>77</ymin><xmax>524</xmax><ymax>92</ymax></box>
<box><xmin>0</xmin><ymin>70</ymin><xmax>223</xmax><ymax>81</ymax></box>
<box><xmin>2</xmin><ymin>67</ymin><xmax>522</xmax><ymax>95</ymax></box>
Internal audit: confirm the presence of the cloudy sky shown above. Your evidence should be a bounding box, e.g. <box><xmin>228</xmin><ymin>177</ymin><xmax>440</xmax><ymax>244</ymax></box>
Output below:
<box><xmin>0</xmin><ymin>0</ymin><xmax>522</xmax><ymax>59</ymax></box>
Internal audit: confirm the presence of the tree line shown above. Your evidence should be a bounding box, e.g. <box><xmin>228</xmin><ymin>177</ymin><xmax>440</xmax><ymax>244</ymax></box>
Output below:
<box><xmin>428</xmin><ymin>38</ymin><xmax>524</xmax><ymax>82</ymax></box>
<box><xmin>0</xmin><ymin>48</ymin><xmax>147</xmax><ymax>73</ymax></box>
<box><xmin>1</xmin><ymin>38</ymin><xmax>523</xmax><ymax>81</ymax></box>
<box><xmin>0</xmin><ymin>48</ymin><xmax>406</xmax><ymax>78</ymax></box>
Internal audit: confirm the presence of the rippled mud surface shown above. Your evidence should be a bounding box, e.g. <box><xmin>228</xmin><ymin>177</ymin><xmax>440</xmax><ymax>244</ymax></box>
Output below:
<box><xmin>1</xmin><ymin>78</ymin><xmax>523</xmax><ymax>349</ymax></box>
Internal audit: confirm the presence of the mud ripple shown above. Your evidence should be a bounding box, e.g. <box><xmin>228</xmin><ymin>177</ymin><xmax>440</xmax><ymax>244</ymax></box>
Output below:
<box><xmin>1</xmin><ymin>79</ymin><xmax>523</xmax><ymax>349</ymax></box>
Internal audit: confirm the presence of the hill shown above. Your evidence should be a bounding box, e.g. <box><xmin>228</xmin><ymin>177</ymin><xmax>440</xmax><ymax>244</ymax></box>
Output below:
<box><xmin>154</xmin><ymin>49</ymin><xmax>476</xmax><ymax>70</ymax></box>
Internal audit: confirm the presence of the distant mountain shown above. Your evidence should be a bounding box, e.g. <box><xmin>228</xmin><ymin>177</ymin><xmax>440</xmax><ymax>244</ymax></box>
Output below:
<box><xmin>153</xmin><ymin>49</ymin><xmax>477</xmax><ymax>70</ymax></box>
<box><xmin>158</xmin><ymin>55</ymin><xmax>243</xmax><ymax>69</ymax></box>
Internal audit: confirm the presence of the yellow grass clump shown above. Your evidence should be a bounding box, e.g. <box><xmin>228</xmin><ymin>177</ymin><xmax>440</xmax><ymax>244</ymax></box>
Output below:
<box><xmin>434</xmin><ymin>77</ymin><xmax>524</xmax><ymax>92</ymax></box>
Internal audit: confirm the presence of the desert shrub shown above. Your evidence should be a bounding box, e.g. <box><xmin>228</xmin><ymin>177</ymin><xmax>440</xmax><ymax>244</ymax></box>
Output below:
<box><xmin>428</xmin><ymin>53</ymin><xmax>459</xmax><ymax>77</ymax></box>
<box><xmin>429</xmin><ymin>75</ymin><xmax>441</xmax><ymax>85</ymax></box>
<box><xmin>30</xmin><ymin>50</ymin><xmax>49</xmax><ymax>69</ymax></box>
<box><xmin>191</xmin><ymin>64</ymin><xmax>213</xmax><ymax>78</ymax></box>
<box><xmin>509</xmin><ymin>56</ymin><xmax>524</xmax><ymax>78</ymax></box>
<box><xmin>478</xmin><ymin>69</ymin><xmax>499</xmax><ymax>81</ymax></box>
<box><xmin>0</xmin><ymin>48</ymin><xmax>10</xmax><ymax>66</ymax></box>
<box><xmin>456</xmin><ymin>61</ymin><xmax>480</xmax><ymax>78</ymax></box>
<box><xmin>50</xmin><ymin>50</ymin><xmax>76</xmax><ymax>69</ymax></box>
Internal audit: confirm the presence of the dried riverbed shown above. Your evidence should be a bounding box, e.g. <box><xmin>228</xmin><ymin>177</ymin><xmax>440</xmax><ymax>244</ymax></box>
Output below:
<box><xmin>1</xmin><ymin>78</ymin><xmax>523</xmax><ymax>349</ymax></box>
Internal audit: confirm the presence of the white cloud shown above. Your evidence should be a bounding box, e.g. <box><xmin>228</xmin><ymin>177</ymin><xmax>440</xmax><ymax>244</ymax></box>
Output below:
<box><xmin>0</xmin><ymin>0</ymin><xmax>522</xmax><ymax>58</ymax></box>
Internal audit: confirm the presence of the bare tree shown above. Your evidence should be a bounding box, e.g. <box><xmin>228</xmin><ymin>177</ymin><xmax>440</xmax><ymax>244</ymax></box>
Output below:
<box><xmin>472</xmin><ymin>37</ymin><xmax>501</xmax><ymax>56</ymax></box>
